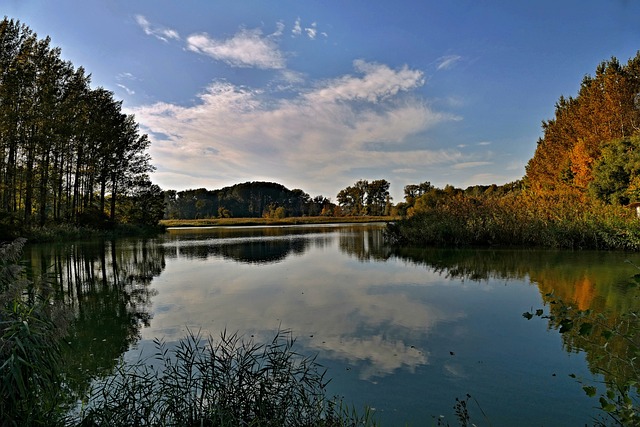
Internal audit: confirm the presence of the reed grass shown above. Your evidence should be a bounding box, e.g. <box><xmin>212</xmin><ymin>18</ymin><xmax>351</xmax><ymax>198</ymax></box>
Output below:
<box><xmin>76</xmin><ymin>328</ymin><xmax>377</xmax><ymax>427</ymax></box>
<box><xmin>1</xmin><ymin>238</ymin><xmax>71</xmax><ymax>426</ymax></box>
<box><xmin>387</xmin><ymin>194</ymin><xmax>640</xmax><ymax>250</ymax></box>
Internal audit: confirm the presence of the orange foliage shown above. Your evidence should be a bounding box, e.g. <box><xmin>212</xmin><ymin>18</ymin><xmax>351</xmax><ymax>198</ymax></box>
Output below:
<box><xmin>573</xmin><ymin>276</ymin><xmax>596</xmax><ymax>311</ymax></box>
<box><xmin>526</xmin><ymin>53</ymin><xmax>640</xmax><ymax>196</ymax></box>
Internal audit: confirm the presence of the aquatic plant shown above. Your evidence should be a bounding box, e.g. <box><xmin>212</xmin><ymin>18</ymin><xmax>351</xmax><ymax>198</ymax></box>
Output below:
<box><xmin>387</xmin><ymin>192</ymin><xmax>640</xmax><ymax>250</ymax></box>
<box><xmin>77</xmin><ymin>328</ymin><xmax>377</xmax><ymax>426</ymax></box>
<box><xmin>0</xmin><ymin>238</ymin><xmax>71</xmax><ymax>426</ymax></box>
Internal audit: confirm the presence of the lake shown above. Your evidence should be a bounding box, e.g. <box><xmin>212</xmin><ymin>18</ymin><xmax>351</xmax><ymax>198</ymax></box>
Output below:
<box><xmin>23</xmin><ymin>223</ymin><xmax>640</xmax><ymax>426</ymax></box>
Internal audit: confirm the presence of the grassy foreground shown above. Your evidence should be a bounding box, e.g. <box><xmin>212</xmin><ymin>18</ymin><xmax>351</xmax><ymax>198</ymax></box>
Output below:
<box><xmin>161</xmin><ymin>216</ymin><xmax>397</xmax><ymax>228</ymax></box>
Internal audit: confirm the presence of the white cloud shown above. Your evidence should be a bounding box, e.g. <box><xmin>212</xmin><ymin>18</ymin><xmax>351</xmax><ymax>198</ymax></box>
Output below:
<box><xmin>131</xmin><ymin>62</ymin><xmax>463</xmax><ymax>196</ymax></box>
<box><xmin>452</xmin><ymin>161</ymin><xmax>493</xmax><ymax>169</ymax></box>
<box><xmin>436</xmin><ymin>54</ymin><xmax>462</xmax><ymax>70</ymax></box>
<box><xmin>305</xmin><ymin>22</ymin><xmax>317</xmax><ymax>40</ymax></box>
<box><xmin>272</xmin><ymin>21</ymin><xmax>285</xmax><ymax>38</ymax></box>
<box><xmin>292</xmin><ymin>18</ymin><xmax>302</xmax><ymax>36</ymax></box>
<box><xmin>116</xmin><ymin>84</ymin><xmax>135</xmax><ymax>95</ymax></box>
<box><xmin>135</xmin><ymin>15</ymin><xmax>180</xmax><ymax>42</ymax></box>
<box><xmin>186</xmin><ymin>29</ymin><xmax>285</xmax><ymax>69</ymax></box>
<box><xmin>305</xmin><ymin>60</ymin><xmax>425</xmax><ymax>104</ymax></box>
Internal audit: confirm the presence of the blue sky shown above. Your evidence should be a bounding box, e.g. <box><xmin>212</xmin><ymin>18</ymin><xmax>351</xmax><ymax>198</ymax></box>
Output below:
<box><xmin>4</xmin><ymin>1</ymin><xmax>640</xmax><ymax>201</ymax></box>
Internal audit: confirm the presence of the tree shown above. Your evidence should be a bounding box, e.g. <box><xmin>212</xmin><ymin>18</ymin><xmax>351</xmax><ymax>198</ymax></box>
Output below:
<box><xmin>337</xmin><ymin>180</ymin><xmax>367</xmax><ymax>216</ymax></box>
<box><xmin>0</xmin><ymin>18</ymin><xmax>159</xmax><ymax>230</ymax></box>
<box><xmin>336</xmin><ymin>179</ymin><xmax>391</xmax><ymax>216</ymax></box>
<box><xmin>589</xmin><ymin>136</ymin><xmax>640</xmax><ymax>205</ymax></box>
<box><xmin>366</xmin><ymin>179</ymin><xmax>391</xmax><ymax>216</ymax></box>
<box><xmin>121</xmin><ymin>178</ymin><xmax>164</xmax><ymax>226</ymax></box>
<box><xmin>526</xmin><ymin>53</ymin><xmax>640</xmax><ymax>195</ymax></box>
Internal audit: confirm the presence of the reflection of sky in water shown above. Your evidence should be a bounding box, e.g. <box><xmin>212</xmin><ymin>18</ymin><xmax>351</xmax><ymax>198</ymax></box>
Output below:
<box><xmin>131</xmin><ymin>225</ymin><xmax>600</xmax><ymax>426</ymax></box>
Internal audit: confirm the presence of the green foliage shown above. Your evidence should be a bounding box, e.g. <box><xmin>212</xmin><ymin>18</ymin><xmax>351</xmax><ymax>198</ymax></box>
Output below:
<box><xmin>0</xmin><ymin>18</ymin><xmax>157</xmax><ymax>230</ymax></box>
<box><xmin>164</xmin><ymin>182</ymin><xmax>333</xmax><ymax>220</ymax></box>
<box><xmin>77</xmin><ymin>328</ymin><xmax>377</xmax><ymax>427</ymax></box>
<box><xmin>337</xmin><ymin>179</ymin><xmax>391</xmax><ymax>216</ymax></box>
<box><xmin>0</xmin><ymin>239</ymin><xmax>70</xmax><ymax>426</ymax></box>
<box><xmin>589</xmin><ymin>136</ymin><xmax>640</xmax><ymax>205</ymax></box>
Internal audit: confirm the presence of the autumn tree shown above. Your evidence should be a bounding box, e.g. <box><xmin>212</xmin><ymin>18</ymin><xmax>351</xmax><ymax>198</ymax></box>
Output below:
<box><xmin>526</xmin><ymin>53</ymin><xmax>640</xmax><ymax>195</ymax></box>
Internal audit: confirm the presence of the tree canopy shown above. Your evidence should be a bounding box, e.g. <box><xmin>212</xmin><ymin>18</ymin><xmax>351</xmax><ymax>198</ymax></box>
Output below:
<box><xmin>526</xmin><ymin>53</ymin><xmax>640</xmax><ymax>198</ymax></box>
<box><xmin>164</xmin><ymin>181</ymin><xmax>335</xmax><ymax>220</ymax></box>
<box><xmin>0</xmin><ymin>18</ymin><xmax>159</xmax><ymax>233</ymax></box>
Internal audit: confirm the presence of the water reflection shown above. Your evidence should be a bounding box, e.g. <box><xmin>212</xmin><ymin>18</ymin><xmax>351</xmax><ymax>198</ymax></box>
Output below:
<box><xmin>22</xmin><ymin>239</ymin><xmax>165</xmax><ymax>396</ymax></box>
<box><xmin>162</xmin><ymin>224</ymin><xmax>391</xmax><ymax>264</ymax></box>
<box><xmin>21</xmin><ymin>225</ymin><xmax>640</xmax><ymax>425</ymax></box>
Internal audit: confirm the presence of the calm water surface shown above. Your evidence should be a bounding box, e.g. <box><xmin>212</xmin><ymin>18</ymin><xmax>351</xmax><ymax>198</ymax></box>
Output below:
<box><xmin>23</xmin><ymin>223</ymin><xmax>640</xmax><ymax>426</ymax></box>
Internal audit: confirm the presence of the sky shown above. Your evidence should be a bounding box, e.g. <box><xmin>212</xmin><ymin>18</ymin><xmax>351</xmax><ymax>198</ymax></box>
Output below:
<box><xmin>4</xmin><ymin>1</ymin><xmax>640</xmax><ymax>202</ymax></box>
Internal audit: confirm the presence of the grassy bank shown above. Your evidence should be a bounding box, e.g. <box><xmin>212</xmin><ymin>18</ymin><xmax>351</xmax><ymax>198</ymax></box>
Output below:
<box><xmin>386</xmin><ymin>193</ymin><xmax>640</xmax><ymax>250</ymax></box>
<box><xmin>161</xmin><ymin>216</ymin><xmax>397</xmax><ymax>228</ymax></box>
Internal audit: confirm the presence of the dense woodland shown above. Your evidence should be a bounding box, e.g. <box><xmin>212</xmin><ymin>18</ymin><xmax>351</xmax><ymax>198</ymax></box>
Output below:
<box><xmin>164</xmin><ymin>182</ymin><xmax>335</xmax><ymax>219</ymax></box>
<box><xmin>164</xmin><ymin>179</ymin><xmax>394</xmax><ymax>220</ymax></box>
<box><xmin>0</xmin><ymin>18</ymin><xmax>163</xmax><ymax>238</ymax></box>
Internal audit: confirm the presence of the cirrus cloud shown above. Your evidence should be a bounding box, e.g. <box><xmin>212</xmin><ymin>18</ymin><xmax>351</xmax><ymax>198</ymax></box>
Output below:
<box><xmin>135</xmin><ymin>15</ymin><xmax>180</xmax><ymax>42</ymax></box>
<box><xmin>186</xmin><ymin>29</ymin><xmax>286</xmax><ymax>69</ymax></box>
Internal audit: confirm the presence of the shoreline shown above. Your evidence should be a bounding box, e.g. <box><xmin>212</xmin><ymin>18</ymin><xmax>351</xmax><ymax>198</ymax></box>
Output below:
<box><xmin>160</xmin><ymin>216</ymin><xmax>398</xmax><ymax>228</ymax></box>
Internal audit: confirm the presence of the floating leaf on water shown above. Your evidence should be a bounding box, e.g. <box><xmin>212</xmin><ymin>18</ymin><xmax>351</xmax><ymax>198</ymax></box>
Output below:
<box><xmin>559</xmin><ymin>319</ymin><xmax>573</xmax><ymax>333</ymax></box>
<box><xmin>583</xmin><ymin>386</ymin><xmax>597</xmax><ymax>397</ymax></box>
<box><xmin>579</xmin><ymin>322</ymin><xmax>593</xmax><ymax>336</ymax></box>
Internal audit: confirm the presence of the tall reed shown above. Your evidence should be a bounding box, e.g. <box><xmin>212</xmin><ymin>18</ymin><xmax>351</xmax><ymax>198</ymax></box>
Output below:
<box><xmin>77</xmin><ymin>328</ymin><xmax>377</xmax><ymax>427</ymax></box>
<box><xmin>387</xmin><ymin>193</ymin><xmax>640</xmax><ymax>250</ymax></box>
<box><xmin>0</xmin><ymin>238</ymin><xmax>71</xmax><ymax>426</ymax></box>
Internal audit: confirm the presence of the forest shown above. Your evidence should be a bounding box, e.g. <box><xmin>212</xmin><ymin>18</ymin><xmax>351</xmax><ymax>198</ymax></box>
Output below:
<box><xmin>163</xmin><ymin>179</ymin><xmax>394</xmax><ymax>220</ymax></box>
<box><xmin>163</xmin><ymin>182</ymin><xmax>335</xmax><ymax>219</ymax></box>
<box><xmin>0</xmin><ymin>18</ymin><xmax>163</xmax><ymax>239</ymax></box>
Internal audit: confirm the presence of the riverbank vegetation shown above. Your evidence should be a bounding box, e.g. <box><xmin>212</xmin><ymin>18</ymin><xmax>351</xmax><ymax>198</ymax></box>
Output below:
<box><xmin>388</xmin><ymin>53</ymin><xmax>640</xmax><ymax>250</ymax></box>
<box><xmin>161</xmin><ymin>215</ymin><xmax>396</xmax><ymax>228</ymax></box>
<box><xmin>0</xmin><ymin>238</ymin><xmax>377</xmax><ymax>426</ymax></box>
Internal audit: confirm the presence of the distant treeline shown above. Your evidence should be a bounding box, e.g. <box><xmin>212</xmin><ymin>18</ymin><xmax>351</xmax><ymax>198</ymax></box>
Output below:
<box><xmin>0</xmin><ymin>18</ymin><xmax>162</xmax><ymax>238</ymax></box>
<box><xmin>164</xmin><ymin>182</ymin><xmax>335</xmax><ymax>219</ymax></box>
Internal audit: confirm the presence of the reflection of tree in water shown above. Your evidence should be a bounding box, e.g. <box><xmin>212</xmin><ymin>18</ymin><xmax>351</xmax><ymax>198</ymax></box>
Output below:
<box><xmin>23</xmin><ymin>238</ymin><xmax>165</xmax><ymax>397</ymax></box>
<box><xmin>338</xmin><ymin>226</ymin><xmax>391</xmax><ymax>261</ymax></box>
<box><xmin>165</xmin><ymin>238</ymin><xmax>310</xmax><ymax>264</ymax></box>
<box><xmin>392</xmin><ymin>245</ymin><xmax>640</xmax><ymax>412</ymax></box>
<box><xmin>164</xmin><ymin>224</ymin><xmax>392</xmax><ymax>264</ymax></box>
